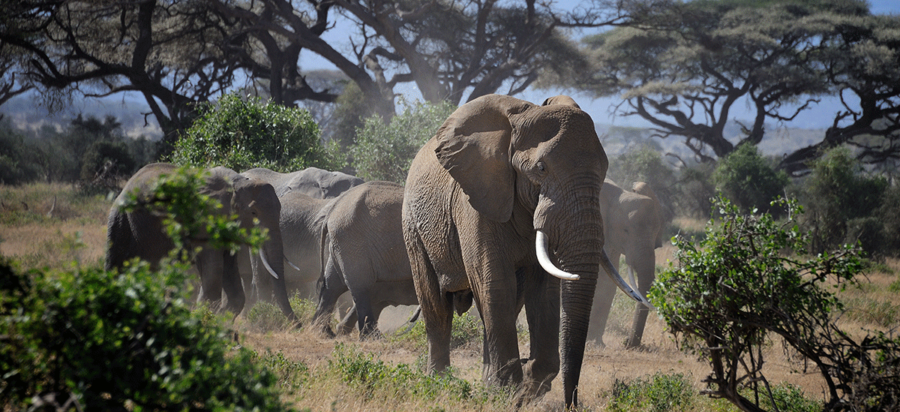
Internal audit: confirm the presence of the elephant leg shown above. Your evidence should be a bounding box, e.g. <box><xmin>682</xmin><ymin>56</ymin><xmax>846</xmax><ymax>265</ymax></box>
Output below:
<box><xmin>468</xmin><ymin>261</ymin><xmax>521</xmax><ymax>387</ymax></box>
<box><xmin>407</xmin><ymin>233</ymin><xmax>453</xmax><ymax>374</ymax></box>
<box><xmin>625</xmin><ymin>249</ymin><xmax>655</xmax><ymax>349</ymax></box>
<box><xmin>588</xmin><ymin>250</ymin><xmax>621</xmax><ymax>347</ymax></box>
<box><xmin>336</xmin><ymin>302</ymin><xmax>357</xmax><ymax>336</ymax></box>
<box><xmin>520</xmin><ymin>266</ymin><xmax>561</xmax><ymax>402</ymax></box>
<box><xmin>221</xmin><ymin>251</ymin><xmax>245</xmax><ymax>316</ymax></box>
<box><xmin>311</xmin><ymin>257</ymin><xmax>348</xmax><ymax>337</ymax></box>
<box><xmin>352</xmin><ymin>289</ymin><xmax>379</xmax><ymax>340</ymax></box>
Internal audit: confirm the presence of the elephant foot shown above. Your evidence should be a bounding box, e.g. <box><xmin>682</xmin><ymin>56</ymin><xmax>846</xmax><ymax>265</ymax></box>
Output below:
<box><xmin>358</xmin><ymin>328</ymin><xmax>383</xmax><ymax>341</ymax></box>
<box><xmin>517</xmin><ymin>358</ymin><xmax>555</xmax><ymax>405</ymax></box>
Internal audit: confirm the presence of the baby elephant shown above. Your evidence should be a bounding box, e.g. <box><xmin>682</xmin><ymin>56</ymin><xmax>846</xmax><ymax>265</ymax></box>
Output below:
<box><xmin>311</xmin><ymin>181</ymin><xmax>418</xmax><ymax>338</ymax></box>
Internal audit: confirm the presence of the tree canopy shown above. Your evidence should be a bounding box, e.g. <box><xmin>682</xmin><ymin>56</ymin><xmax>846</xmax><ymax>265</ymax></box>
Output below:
<box><xmin>568</xmin><ymin>0</ymin><xmax>900</xmax><ymax>174</ymax></box>
<box><xmin>0</xmin><ymin>0</ymin><xmax>628</xmax><ymax>151</ymax></box>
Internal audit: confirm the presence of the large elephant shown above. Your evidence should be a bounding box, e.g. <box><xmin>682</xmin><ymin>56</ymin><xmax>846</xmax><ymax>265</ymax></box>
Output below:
<box><xmin>589</xmin><ymin>180</ymin><xmax>664</xmax><ymax>349</ymax></box>
<box><xmin>401</xmin><ymin>94</ymin><xmax>648</xmax><ymax>407</ymax></box>
<box><xmin>311</xmin><ymin>181</ymin><xmax>419</xmax><ymax>338</ymax></box>
<box><xmin>106</xmin><ymin>163</ymin><xmax>298</xmax><ymax>324</ymax></box>
<box><xmin>237</xmin><ymin>167</ymin><xmax>362</xmax><ymax>308</ymax></box>
<box><xmin>241</xmin><ymin>167</ymin><xmax>363</xmax><ymax>198</ymax></box>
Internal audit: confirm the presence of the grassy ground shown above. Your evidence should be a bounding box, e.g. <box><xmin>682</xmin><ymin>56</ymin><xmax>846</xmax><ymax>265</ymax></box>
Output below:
<box><xmin>3</xmin><ymin>182</ymin><xmax>898</xmax><ymax>411</ymax></box>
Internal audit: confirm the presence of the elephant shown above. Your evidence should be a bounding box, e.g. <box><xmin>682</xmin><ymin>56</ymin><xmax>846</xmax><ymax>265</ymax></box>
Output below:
<box><xmin>310</xmin><ymin>181</ymin><xmax>420</xmax><ymax>338</ymax></box>
<box><xmin>105</xmin><ymin>163</ymin><xmax>298</xmax><ymax>324</ymax></box>
<box><xmin>241</xmin><ymin>166</ymin><xmax>363</xmax><ymax>198</ymax></box>
<box><xmin>237</xmin><ymin>167</ymin><xmax>363</xmax><ymax>309</ymax></box>
<box><xmin>401</xmin><ymin>94</ymin><xmax>648</xmax><ymax>407</ymax></box>
<box><xmin>588</xmin><ymin>180</ymin><xmax>664</xmax><ymax>349</ymax></box>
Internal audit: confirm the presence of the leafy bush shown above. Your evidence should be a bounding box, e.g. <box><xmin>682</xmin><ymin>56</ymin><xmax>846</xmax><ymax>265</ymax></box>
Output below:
<box><xmin>349</xmin><ymin>99</ymin><xmax>456</xmax><ymax>183</ymax></box>
<box><xmin>79</xmin><ymin>140</ymin><xmax>136</xmax><ymax>193</ymax></box>
<box><xmin>712</xmin><ymin>143</ymin><xmax>788</xmax><ymax>216</ymax></box>
<box><xmin>246</xmin><ymin>301</ymin><xmax>296</xmax><ymax>332</ymax></box>
<box><xmin>328</xmin><ymin>343</ymin><xmax>507</xmax><ymax>405</ymax></box>
<box><xmin>802</xmin><ymin>146</ymin><xmax>888</xmax><ymax>255</ymax></box>
<box><xmin>651</xmin><ymin>195</ymin><xmax>900</xmax><ymax>411</ymax></box>
<box><xmin>608</xmin><ymin>145</ymin><xmax>676</xmax><ymax>204</ymax></box>
<box><xmin>607</xmin><ymin>372</ymin><xmax>695</xmax><ymax>412</ymax></box>
<box><xmin>672</xmin><ymin>162</ymin><xmax>717</xmax><ymax>218</ymax></box>
<box><xmin>392</xmin><ymin>311</ymin><xmax>483</xmax><ymax>351</ymax></box>
<box><xmin>170</xmin><ymin>93</ymin><xmax>342</xmax><ymax>172</ymax></box>
<box><xmin>0</xmin><ymin>258</ymin><xmax>291</xmax><ymax>411</ymax></box>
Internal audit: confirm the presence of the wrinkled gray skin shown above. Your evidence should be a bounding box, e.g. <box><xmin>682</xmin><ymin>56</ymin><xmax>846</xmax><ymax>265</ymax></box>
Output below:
<box><xmin>310</xmin><ymin>181</ymin><xmax>420</xmax><ymax>339</ymax></box>
<box><xmin>589</xmin><ymin>180</ymin><xmax>664</xmax><ymax>348</ymax></box>
<box><xmin>237</xmin><ymin>167</ymin><xmax>363</xmax><ymax>309</ymax></box>
<box><xmin>402</xmin><ymin>94</ymin><xmax>632</xmax><ymax>407</ymax></box>
<box><xmin>106</xmin><ymin>163</ymin><xmax>297</xmax><ymax>324</ymax></box>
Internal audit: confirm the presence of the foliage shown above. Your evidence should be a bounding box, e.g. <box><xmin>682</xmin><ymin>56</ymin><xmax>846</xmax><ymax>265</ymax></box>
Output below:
<box><xmin>712</xmin><ymin>144</ymin><xmax>789</xmax><ymax>216</ymax></box>
<box><xmin>673</xmin><ymin>162</ymin><xmax>717</xmax><ymax>218</ymax></box>
<box><xmin>0</xmin><ymin>119</ymin><xmax>41</xmax><ymax>184</ymax></box>
<box><xmin>350</xmin><ymin>99</ymin><xmax>457</xmax><ymax>183</ymax></box>
<box><xmin>328</xmin><ymin>343</ymin><xmax>509</xmax><ymax>406</ymax></box>
<box><xmin>169</xmin><ymin>94</ymin><xmax>342</xmax><ymax>173</ymax></box>
<box><xmin>607</xmin><ymin>372</ymin><xmax>695</xmax><ymax>412</ymax></box>
<box><xmin>0</xmin><ymin>257</ymin><xmax>292</xmax><ymax>411</ymax></box>
<box><xmin>801</xmin><ymin>147</ymin><xmax>889</xmax><ymax>255</ymax></box>
<box><xmin>650</xmin><ymin>196</ymin><xmax>877</xmax><ymax>410</ymax></box>
<box><xmin>79</xmin><ymin>140</ymin><xmax>136</xmax><ymax>192</ymax></box>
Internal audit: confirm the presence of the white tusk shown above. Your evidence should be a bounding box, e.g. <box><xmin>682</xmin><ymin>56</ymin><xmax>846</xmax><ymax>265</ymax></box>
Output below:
<box><xmin>286</xmin><ymin>257</ymin><xmax>301</xmax><ymax>272</ymax></box>
<box><xmin>536</xmin><ymin>231</ymin><xmax>581</xmax><ymax>281</ymax></box>
<box><xmin>628</xmin><ymin>266</ymin><xmax>638</xmax><ymax>292</ymax></box>
<box><xmin>600</xmin><ymin>249</ymin><xmax>654</xmax><ymax>309</ymax></box>
<box><xmin>259</xmin><ymin>246</ymin><xmax>279</xmax><ymax>280</ymax></box>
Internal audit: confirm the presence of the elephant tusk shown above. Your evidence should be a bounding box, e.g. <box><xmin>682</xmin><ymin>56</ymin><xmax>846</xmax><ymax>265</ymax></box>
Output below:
<box><xmin>286</xmin><ymin>257</ymin><xmax>301</xmax><ymax>272</ymax></box>
<box><xmin>259</xmin><ymin>246</ymin><xmax>280</xmax><ymax>280</ymax></box>
<box><xmin>536</xmin><ymin>231</ymin><xmax>581</xmax><ymax>281</ymax></box>
<box><xmin>600</xmin><ymin>249</ymin><xmax>654</xmax><ymax>309</ymax></box>
<box><xmin>628</xmin><ymin>266</ymin><xmax>638</xmax><ymax>292</ymax></box>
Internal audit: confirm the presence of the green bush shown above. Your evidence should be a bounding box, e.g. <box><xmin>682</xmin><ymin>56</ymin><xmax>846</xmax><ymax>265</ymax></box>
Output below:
<box><xmin>607</xmin><ymin>372</ymin><xmax>695</xmax><ymax>412</ymax></box>
<box><xmin>802</xmin><ymin>146</ymin><xmax>888</xmax><ymax>254</ymax></box>
<box><xmin>350</xmin><ymin>99</ymin><xmax>456</xmax><ymax>183</ymax></box>
<box><xmin>608</xmin><ymin>145</ymin><xmax>676</xmax><ymax>204</ymax></box>
<box><xmin>170</xmin><ymin>93</ymin><xmax>342</xmax><ymax>172</ymax></box>
<box><xmin>328</xmin><ymin>343</ymin><xmax>507</xmax><ymax>405</ymax></box>
<box><xmin>649</xmin><ymin>195</ymin><xmax>872</xmax><ymax>409</ymax></box>
<box><xmin>0</xmin><ymin>258</ymin><xmax>292</xmax><ymax>411</ymax></box>
<box><xmin>392</xmin><ymin>311</ymin><xmax>483</xmax><ymax>351</ymax></box>
<box><xmin>712</xmin><ymin>143</ymin><xmax>788</xmax><ymax>216</ymax></box>
<box><xmin>673</xmin><ymin>162</ymin><xmax>717</xmax><ymax>218</ymax></box>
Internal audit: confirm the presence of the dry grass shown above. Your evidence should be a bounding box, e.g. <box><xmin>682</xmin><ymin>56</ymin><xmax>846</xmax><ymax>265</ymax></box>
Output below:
<box><xmin>4</xmin><ymin>183</ymin><xmax>899</xmax><ymax>411</ymax></box>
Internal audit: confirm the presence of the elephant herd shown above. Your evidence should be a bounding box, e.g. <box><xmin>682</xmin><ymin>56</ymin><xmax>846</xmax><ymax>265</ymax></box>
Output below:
<box><xmin>104</xmin><ymin>94</ymin><xmax>663</xmax><ymax>408</ymax></box>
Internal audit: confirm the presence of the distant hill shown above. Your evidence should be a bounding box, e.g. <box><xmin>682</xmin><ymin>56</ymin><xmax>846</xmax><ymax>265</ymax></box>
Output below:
<box><xmin>1</xmin><ymin>92</ymin><xmax>163</xmax><ymax>139</ymax></box>
<box><xmin>598</xmin><ymin>122</ymin><xmax>826</xmax><ymax>167</ymax></box>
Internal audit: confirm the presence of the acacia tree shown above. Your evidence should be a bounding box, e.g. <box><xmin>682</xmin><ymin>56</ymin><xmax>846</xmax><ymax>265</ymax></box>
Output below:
<box><xmin>573</xmin><ymin>0</ymin><xmax>900</xmax><ymax>174</ymax></box>
<box><xmin>0</xmin><ymin>0</ymin><xmax>247</xmax><ymax>153</ymax></box>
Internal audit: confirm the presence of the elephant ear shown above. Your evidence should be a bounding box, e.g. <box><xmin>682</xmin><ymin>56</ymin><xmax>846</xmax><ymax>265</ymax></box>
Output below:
<box><xmin>434</xmin><ymin>95</ymin><xmax>533</xmax><ymax>222</ymax></box>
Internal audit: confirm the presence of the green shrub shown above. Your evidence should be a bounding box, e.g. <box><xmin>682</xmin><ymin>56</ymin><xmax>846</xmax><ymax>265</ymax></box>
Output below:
<box><xmin>673</xmin><ymin>162</ymin><xmax>716</xmax><ymax>218</ymax></box>
<box><xmin>712</xmin><ymin>143</ymin><xmax>788</xmax><ymax>216</ymax></box>
<box><xmin>650</xmin><ymin>195</ymin><xmax>873</xmax><ymax>409</ymax></box>
<box><xmin>170</xmin><ymin>93</ymin><xmax>342</xmax><ymax>172</ymax></box>
<box><xmin>607</xmin><ymin>372</ymin><xmax>695</xmax><ymax>412</ymax></box>
<box><xmin>246</xmin><ymin>301</ymin><xmax>295</xmax><ymax>332</ymax></box>
<box><xmin>0</xmin><ymin>258</ymin><xmax>292</xmax><ymax>411</ymax></box>
<box><xmin>608</xmin><ymin>145</ymin><xmax>676</xmax><ymax>208</ymax></box>
<box><xmin>740</xmin><ymin>383</ymin><xmax>821</xmax><ymax>412</ymax></box>
<box><xmin>350</xmin><ymin>99</ymin><xmax>456</xmax><ymax>183</ymax></box>
<box><xmin>802</xmin><ymin>147</ymin><xmax>889</xmax><ymax>254</ymax></box>
<box><xmin>328</xmin><ymin>343</ymin><xmax>507</xmax><ymax>405</ymax></box>
<box><xmin>392</xmin><ymin>311</ymin><xmax>483</xmax><ymax>350</ymax></box>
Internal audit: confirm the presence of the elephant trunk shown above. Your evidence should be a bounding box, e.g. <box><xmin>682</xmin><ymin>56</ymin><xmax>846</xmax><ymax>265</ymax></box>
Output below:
<box><xmin>534</xmin><ymin>180</ymin><xmax>604</xmax><ymax>408</ymax></box>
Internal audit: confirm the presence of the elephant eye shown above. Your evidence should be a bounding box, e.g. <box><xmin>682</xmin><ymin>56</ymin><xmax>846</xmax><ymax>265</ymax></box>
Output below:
<box><xmin>536</xmin><ymin>161</ymin><xmax>546</xmax><ymax>173</ymax></box>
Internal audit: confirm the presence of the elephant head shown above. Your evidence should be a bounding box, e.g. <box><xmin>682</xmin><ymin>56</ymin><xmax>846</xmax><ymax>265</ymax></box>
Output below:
<box><xmin>230</xmin><ymin>176</ymin><xmax>299</xmax><ymax>325</ymax></box>
<box><xmin>405</xmin><ymin>94</ymin><xmax>647</xmax><ymax>408</ymax></box>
